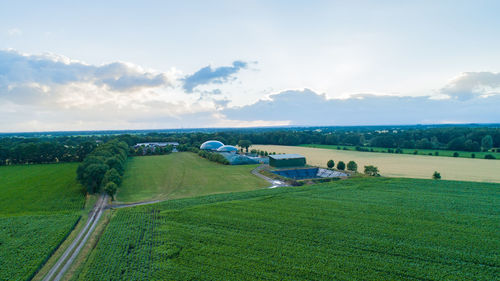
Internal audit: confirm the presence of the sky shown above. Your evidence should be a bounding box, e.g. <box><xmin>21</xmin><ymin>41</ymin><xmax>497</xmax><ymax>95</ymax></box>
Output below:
<box><xmin>1</xmin><ymin>0</ymin><xmax>500</xmax><ymax>132</ymax></box>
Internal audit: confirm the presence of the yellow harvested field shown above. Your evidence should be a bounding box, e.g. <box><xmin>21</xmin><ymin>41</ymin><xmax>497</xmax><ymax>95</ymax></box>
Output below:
<box><xmin>253</xmin><ymin>145</ymin><xmax>500</xmax><ymax>183</ymax></box>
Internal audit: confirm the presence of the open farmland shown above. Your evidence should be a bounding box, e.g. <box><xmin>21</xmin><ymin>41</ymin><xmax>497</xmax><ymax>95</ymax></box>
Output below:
<box><xmin>253</xmin><ymin>145</ymin><xmax>500</xmax><ymax>183</ymax></box>
<box><xmin>300</xmin><ymin>144</ymin><xmax>500</xmax><ymax>159</ymax></box>
<box><xmin>76</xmin><ymin>177</ymin><xmax>499</xmax><ymax>280</ymax></box>
<box><xmin>0</xmin><ymin>163</ymin><xmax>85</xmax><ymax>281</ymax></box>
<box><xmin>116</xmin><ymin>152</ymin><xmax>269</xmax><ymax>203</ymax></box>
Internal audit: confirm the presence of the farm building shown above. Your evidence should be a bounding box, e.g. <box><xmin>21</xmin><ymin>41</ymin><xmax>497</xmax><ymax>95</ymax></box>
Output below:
<box><xmin>269</xmin><ymin>154</ymin><xmax>306</xmax><ymax>168</ymax></box>
<box><xmin>217</xmin><ymin>145</ymin><xmax>238</xmax><ymax>153</ymax></box>
<box><xmin>200</xmin><ymin>140</ymin><xmax>224</xmax><ymax>151</ymax></box>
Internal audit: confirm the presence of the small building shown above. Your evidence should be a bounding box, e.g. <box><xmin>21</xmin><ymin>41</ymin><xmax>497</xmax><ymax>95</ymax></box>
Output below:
<box><xmin>268</xmin><ymin>154</ymin><xmax>306</xmax><ymax>168</ymax></box>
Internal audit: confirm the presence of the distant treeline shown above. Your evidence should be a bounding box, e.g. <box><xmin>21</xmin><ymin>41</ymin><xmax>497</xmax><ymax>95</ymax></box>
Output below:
<box><xmin>1</xmin><ymin>126</ymin><xmax>499</xmax><ymax>166</ymax></box>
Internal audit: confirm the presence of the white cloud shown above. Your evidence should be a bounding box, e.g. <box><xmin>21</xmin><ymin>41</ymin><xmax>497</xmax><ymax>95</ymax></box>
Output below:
<box><xmin>7</xmin><ymin>28</ymin><xmax>22</xmax><ymax>36</ymax></box>
<box><xmin>440</xmin><ymin>72</ymin><xmax>500</xmax><ymax>100</ymax></box>
<box><xmin>222</xmin><ymin>88</ymin><xmax>500</xmax><ymax>125</ymax></box>
<box><xmin>0</xmin><ymin>49</ymin><xmax>499</xmax><ymax>132</ymax></box>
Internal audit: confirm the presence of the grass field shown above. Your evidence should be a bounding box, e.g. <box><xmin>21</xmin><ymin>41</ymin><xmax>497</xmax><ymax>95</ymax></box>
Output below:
<box><xmin>0</xmin><ymin>163</ymin><xmax>85</xmax><ymax>281</ymax></box>
<box><xmin>116</xmin><ymin>153</ymin><xmax>269</xmax><ymax>203</ymax></box>
<box><xmin>300</xmin><ymin>144</ymin><xmax>500</xmax><ymax>159</ymax></box>
<box><xmin>75</xmin><ymin>177</ymin><xmax>500</xmax><ymax>280</ymax></box>
<box><xmin>253</xmin><ymin>145</ymin><xmax>500</xmax><ymax>183</ymax></box>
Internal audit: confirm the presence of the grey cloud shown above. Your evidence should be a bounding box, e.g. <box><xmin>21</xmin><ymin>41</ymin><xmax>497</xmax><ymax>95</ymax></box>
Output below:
<box><xmin>182</xmin><ymin>60</ymin><xmax>247</xmax><ymax>93</ymax></box>
<box><xmin>0</xmin><ymin>50</ymin><xmax>169</xmax><ymax>93</ymax></box>
<box><xmin>440</xmin><ymin>72</ymin><xmax>500</xmax><ymax>100</ymax></box>
<box><xmin>222</xmin><ymin>88</ymin><xmax>500</xmax><ymax>125</ymax></box>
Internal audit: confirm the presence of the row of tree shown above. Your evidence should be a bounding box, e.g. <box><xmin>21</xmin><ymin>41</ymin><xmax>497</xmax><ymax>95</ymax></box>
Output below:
<box><xmin>76</xmin><ymin>140</ymin><xmax>129</xmax><ymax>199</ymax></box>
<box><xmin>197</xmin><ymin>149</ymin><xmax>230</xmax><ymax>165</ymax></box>
<box><xmin>326</xmin><ymin>159</ymin><xmax>380</xmax><ymax>176</ymax></box>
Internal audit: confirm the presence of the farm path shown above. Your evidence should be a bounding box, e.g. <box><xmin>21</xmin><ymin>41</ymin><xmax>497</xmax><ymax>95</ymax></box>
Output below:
<box><xmin>252</xmin><ymin>165</ymin><xmax>289</xmax><ymax>188</ymax></box>
<box><xmin>42</xmin><ymin>193</ymin><xmax>108</xmax><ymax>281</ymax></box>
<box><xmin>109</xmin><ymin>199</ymin><xmax>162</xmax><ymax>209</ymax></box>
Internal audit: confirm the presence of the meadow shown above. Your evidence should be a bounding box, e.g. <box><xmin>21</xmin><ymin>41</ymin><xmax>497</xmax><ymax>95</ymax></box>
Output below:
<box><xmin>253</xmin><ymin>145</ymin><xmax>500</xmax><ymax>183</ymax></box>
<box><xmin>75</xmin><ymin>177</ymin><xmax>499</xmax><ymax>280</ymax></box>
<box><xmin>300</xmin><ymin>144</ymin><xmax>500</xmax><ymax>159</ymax></box>
<box><xmin>116</xmin><ymin>152</ymin><xmax>269</xmax><ymax>203</ymax></box>
<box><xmin>0</xmin><ymin>163</ymin><xmax>85</xmax><ymax>281</ymax></box>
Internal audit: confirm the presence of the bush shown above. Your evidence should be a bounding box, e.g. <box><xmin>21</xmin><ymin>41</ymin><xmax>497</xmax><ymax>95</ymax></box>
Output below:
<box><xmin>337</xmin><ymin>161</ymin><xmax>346</xmax><ymax>170</ymax></box>
<box><xmin>432</xmin><ymin>171</ymin><xmax>441</xmax><ymax>180</ymax></box>
<box><xmin>434</xmin><ymin>151</ymin><xmax>439</xmax><ymax>156</ymax></box>
<box><xmin>327</xmin><ymin>160</ymin><xmax>335</xmax><ymax>168</ymax></box>
<box><xmin>104</xmin><ymin>182</ymin><xmax>118</xmax><ymax>200</ymax></box>
<box><xmin>453</xmin><ymin>152</ymin><xmax>459</xmax><ymax>157</ymax></box>
<box><xmin>364</xmin><ymin>165</ymin><xmax>380</xmax><ymax>176</ymax></box>
<box><xmin>413</xmin><ymin>150</ymin><xmax>418</xmax><ymax>155</ymax></box>
<box><xmin>347</xmin><ymin>161</ymin><xmax>358</xmax><ymax>172</ymax></box>
<box><xmin>290</xmin><ymin>180</ymin><xmax>304</xmax><ymax>186</ymax></box>
<box><xmin>484</xmin><ymin>154</ymin><xmax>496</xmax><ymax>159</ymax></box>
<box><xmin>471</xmin><ymin>153</ymin><xmax>475</xmax><ymax>158</ymax></box>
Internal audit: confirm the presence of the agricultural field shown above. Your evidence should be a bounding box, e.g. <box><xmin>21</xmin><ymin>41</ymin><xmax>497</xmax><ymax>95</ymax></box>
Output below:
<box><xmin>0</xmin><ymin>163</ymin><xmax>85</xmax><ymax>281</ymax></box>
<box><xmin>300</xmin><ymin>144</ymin><xmax>500</xmax><ymax>159</ymax></box>
<box><xmin>75</xmin><ymin>177</ymin><xmax>500</xmax><ymax>280</ymax></box>
<box><xmin>253</xmin><ymin>145</ymin><xmax>500</xmax><ymax>183</ymax></box>
<box><xmin>116</xmin><ymin>152</ymin><xmax>268</xmax><ymax>203</ymax></box>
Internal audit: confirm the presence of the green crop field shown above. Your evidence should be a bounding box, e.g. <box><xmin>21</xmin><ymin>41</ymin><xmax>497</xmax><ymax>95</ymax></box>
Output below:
<box><xmin>116</xmin><ymin>152</ymin><xmax>269</xmax><ymax>203</ymax></box>
<box><xmin>76</xmin><ymin>177</ymin><xmax>499</xmax><ymax>280</ymax></box>
<box><xmin>300</xmin><ymin>144</ymin><xmax>500</xmax><ymax>159</ymax></box>
<box><xmin>0</xmin><ymin>163</ymin><xmax>85</xmax><ymax>281</ymax></box>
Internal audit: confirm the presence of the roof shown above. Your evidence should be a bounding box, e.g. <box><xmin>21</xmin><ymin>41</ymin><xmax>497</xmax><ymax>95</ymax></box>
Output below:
<box><xmin>200</xmin><ymin>140</ymin><xmax>224</xmax><ymax>150</ymax></box>
<box><xmin>268</xmin><ymin>154</ymin><xmax>305</xmax><ymax>160</ymax></box>
<box><xmin>217</xmin><ymin>145</ymin><xmax>238</xmax><ymax>152</ymax></box>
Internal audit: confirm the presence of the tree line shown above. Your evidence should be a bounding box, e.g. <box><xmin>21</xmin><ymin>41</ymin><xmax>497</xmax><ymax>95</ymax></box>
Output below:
<box><xmin>76</xmin><ymin>140</ymin><xmax>129</xmax><ymax>199</ymax></box>
<box><xmin>1</xmin><ymin>126</ymin><xmax>499</xmax><ymax>166</ymax></box>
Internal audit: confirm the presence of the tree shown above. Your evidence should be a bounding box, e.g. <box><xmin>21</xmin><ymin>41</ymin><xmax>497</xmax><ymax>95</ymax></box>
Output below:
<box><xmin>83</xmin><ymin>164</ymin><xmax>109</xmax><ymax>193</ymax></box>
<box><xmin>238</xmin><ymin>140</ymin><xmax>252</xmax><ymax>153</ymax></box>
<box><xmin>481</xmin><ymin>135</ymin><xmax>493</xmax><ymax>151</ymax></box>
<box><xmin>364</xmin><ymin>165</ymin><xmax>379</xmax><ymax>176</ymax></box>
<box><xmin>337</xmin><ymin>161</ymin><xmax>346</xmax><ymax>170</ymax></box>
<box><xmin>104</xmin><ymin>182</ymin><xmax>118</xmax><ymax>200</ymax></box>
<box><xmin>327</xmin><ymin>160</ymin><xmax>335</xmax><ymax>168</ymax></box>
<box><xmin>432</xmin><ymin>171</ymin><xmax>441</xmax><ymax>180</ymax></box>
<box><xmin>347</xmin><ymin>161</ymin><xmax>358</xmax><ymax>172</ymax></box>
<box><xmin>453</xmin><ymin>152</ymin><xmax>459</xmax><ymax>157</ymax></box>
<box><xmin>102</xmin><ymin>168</ymin><xmax>122</xmax><ymax>187</ymax></box>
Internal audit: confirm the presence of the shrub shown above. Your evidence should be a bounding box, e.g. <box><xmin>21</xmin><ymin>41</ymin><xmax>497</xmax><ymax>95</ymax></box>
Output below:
<box><xmin>290</xmin><ymin>180</ymin><xmax>304</xmax><ymax>186</ymax></box>
<box><xmin>337</xmin><ymin>161</ymin><xmax>346</xmax><ymax>170</ymax></box>
<box><xmin>453</xmin><ymin>152</ymin><xmax>459</xmax><ymax>157</ymax></box>
<box><xmin>432</xmin><ymin>171</ymin><xmax>441</xmax><ymax>180</ymax></box>
<box><xmin>413</xmin><ymin>150</ymin><xmax>418</xmax><ymax>155</ymax></box>
<box><xmin>434</xmin><ymin>151</ymin><xmax>439</xmax><ymax>156</ymax></box>
<box><xmin>471</xmin><ymin>153</ymin><xmax>475</xmax><ymax>158</ymax></box>
<box><xmin>327</xmin><ymin>160</ymin><xmax>335</xmax><ymax>168</ymax></box>
<box><xmin>484</xmin><ymin>154</ymin><xmax>496</xmax><ymax>159</ymax></box>
<box><xmin>364</xmin><ymin>165</ymin><xmax>380</xmax><ymax>176</ymax></box>
<box><xmin>347</xmin><ymin>161</ymin><xmax>358</xmax><ymax>172</ymax></box>
<box><xmin>104</xmin><ymin>182</ymin><xmax>118</xmax><ymax>200</ymax></box>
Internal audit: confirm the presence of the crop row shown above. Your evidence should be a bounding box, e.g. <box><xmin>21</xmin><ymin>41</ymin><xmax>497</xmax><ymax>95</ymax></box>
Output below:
<box><xmin>0</xmin><ymin>214</ymin><xmax>80</xmax><ymax>281</ymax></box>
<box><xmin>75</xmin><ymin>178</ymin><xmax>500</xmax><ymax>280</ymax></box>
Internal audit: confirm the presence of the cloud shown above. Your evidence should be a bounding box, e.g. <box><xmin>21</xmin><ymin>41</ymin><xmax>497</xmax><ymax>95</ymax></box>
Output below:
<box><xmin>222</xmin><ymin>88</ymin><xmax>500</xmax><ymax>125</ymax></box>
<box><xmin>0</xmin><ymin>50</ymin><xmax>170</xmax><ymax>94</ymax></box>
<box><xmin>7</xmin><ymin>28</ymin><xmax>22</xmax><ymax>36</ymax></box>
<box><xmin>440</xmin><ymin>72</ymin><xmax>500</xmax><ymax>100</ymax></box>
<box><xmin>182</xmin><ymin>60</ymin><xmax>248</xmax><ymax>93</ymax></box>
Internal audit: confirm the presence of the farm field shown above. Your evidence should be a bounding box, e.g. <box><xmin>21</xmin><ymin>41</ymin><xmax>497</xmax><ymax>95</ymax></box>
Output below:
<box><xmin>75</xmin><ymin>177</ymin><xmax>500</xmax><ymax>280</ymax></box>
<box><xmin>253</xmin><ymin>145</ymin><xmax>500</xmax><ymax>183</ymax></box>
<box><xmin>116</xmin><ymin>152</ymin><xmax>269</xmax><ymax>203</ymax></box>
<box><xmin>300</xmin><ymin>144</ymin><xmax>500</xmax><ymax>159</ymax></box>
<box><xmin>0</xmin><ymin>163</ymin><xmax>85</xmax><ymax>281</ymax></box>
